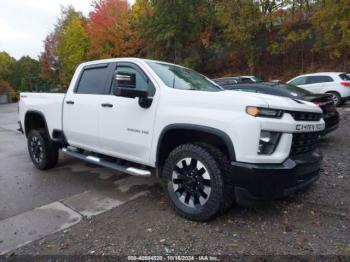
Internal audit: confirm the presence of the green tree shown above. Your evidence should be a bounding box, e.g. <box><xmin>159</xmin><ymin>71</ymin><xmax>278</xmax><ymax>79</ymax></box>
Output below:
<box><xmin>133</xmin><ymin>0</ymin><xmax>218</xmax><ymax>69</ymax></box>
<box><xmin>0</xmin><ymin>80</ymin><xmax>16</xmax><ymax>100</ymax></box>
<box><xmin>0</xmin><ymin>51</ymin><xmax>16</xmax><ymax>81</ymax></box>
<box><xmin>9</xmin><ymin>56</ymin><xmax>50</xmax><ymax>92</ymax></box>
<box><xmin>130</xmin><ymin>0</ymin><xmax>154</xmax><ymax>56</ymax></box>
<box><xmin>312</xmin><ymin>0</ymin><xmax>350</xmax><ymax>70</ymax></box>
<box><xmin>216</xmin><ymin>0</ymin><xmax>263</xmax><ymax>74</ymax></box>
<box><xmin>55</xmin><ymin>7</ymin><xmax>90</xmax><ymax>86</ymax></box>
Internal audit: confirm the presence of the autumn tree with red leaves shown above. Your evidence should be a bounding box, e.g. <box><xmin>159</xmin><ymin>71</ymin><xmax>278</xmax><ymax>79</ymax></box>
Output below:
<box><xmin>87</xmin><ymin>0</ymin><xmax>140</xmax><ymax>59</ymax></box>
<box><xmin>40</xmin><ymin>33</ymin><xmax>59</xmax><ymax>85</ymax></box>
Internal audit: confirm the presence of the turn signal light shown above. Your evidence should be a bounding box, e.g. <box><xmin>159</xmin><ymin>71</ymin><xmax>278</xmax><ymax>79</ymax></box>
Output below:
<box><xmin>246</xmin><ymin>106</ymin><xmax>284</xmax><ymax>118</ymax></box>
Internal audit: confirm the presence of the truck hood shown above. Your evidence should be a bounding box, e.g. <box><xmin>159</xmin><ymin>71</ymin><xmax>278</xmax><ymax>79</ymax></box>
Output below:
<box><xmin>220</xmin><ymin>90</ymin><xmax>322</xmax><ymax>113</ymax></box>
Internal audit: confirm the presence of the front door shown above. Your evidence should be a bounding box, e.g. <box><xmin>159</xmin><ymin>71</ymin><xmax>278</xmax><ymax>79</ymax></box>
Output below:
<box><xmin>98</xmin><ymin>62</ymin><xmax>158</xmax><ymax>164</ymax></box>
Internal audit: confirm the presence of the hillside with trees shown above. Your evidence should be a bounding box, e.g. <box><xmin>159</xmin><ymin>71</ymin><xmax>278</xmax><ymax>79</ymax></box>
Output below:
<box><xmin>1</xmin><ymin>0</ymin><xmax>350</xmax><ymax>94</ymax></box>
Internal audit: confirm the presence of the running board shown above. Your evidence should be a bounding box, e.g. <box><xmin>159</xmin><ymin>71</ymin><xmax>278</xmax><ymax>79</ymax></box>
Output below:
<box><xmin>62</xmin><ymin>148</ymin><xmax>151</xmax><ymax>177</ymax></box>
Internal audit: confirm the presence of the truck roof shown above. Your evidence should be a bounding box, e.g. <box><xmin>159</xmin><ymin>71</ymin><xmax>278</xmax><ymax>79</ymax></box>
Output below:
<box><xmin>79</xmin><ymin>57</ymin><xmax>175</xmax><ymax>68</ymax></box>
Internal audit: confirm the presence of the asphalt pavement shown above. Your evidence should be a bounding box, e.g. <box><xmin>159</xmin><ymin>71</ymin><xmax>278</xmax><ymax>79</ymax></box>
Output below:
<box><xmin>0</xmin><ymin>103</ymin><xmax>158</xmax><ymax>254</ymax></box>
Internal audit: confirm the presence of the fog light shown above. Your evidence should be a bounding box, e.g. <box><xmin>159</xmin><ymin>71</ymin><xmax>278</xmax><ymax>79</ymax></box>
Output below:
<box><xmin>258</xmin><ymin>131</ymin><xmax>281</xmax><ymax>154</ymax></box>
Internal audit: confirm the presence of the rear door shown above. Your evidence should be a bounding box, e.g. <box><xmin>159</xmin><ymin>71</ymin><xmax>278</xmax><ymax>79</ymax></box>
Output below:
<box><xmin>98</xmin><ymin>62</ymin><xmax>158</xmax><ymax>164</ymax></box>
<box><xmin>63</xmin><ymin>63</ymin><xmax>114</xmax><ymax>151</ymax></box>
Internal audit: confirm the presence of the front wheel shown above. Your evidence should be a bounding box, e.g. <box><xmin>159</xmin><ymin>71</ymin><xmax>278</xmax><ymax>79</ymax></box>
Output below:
<box><xmin>162</xmin><ymin>144</ymin><xmax>229</xmax><ymax>221</ymax></box>
<box><xmin>27</xmin><ymin>129</ymin><xmax>59</xmax><ymax>170</ymax></box>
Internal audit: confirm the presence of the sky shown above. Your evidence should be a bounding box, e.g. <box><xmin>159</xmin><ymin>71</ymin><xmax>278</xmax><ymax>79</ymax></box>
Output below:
<box><xmin>0</xmin><ymin>0</ymin><xmax>135</xmax><ymax>60</ymax></box>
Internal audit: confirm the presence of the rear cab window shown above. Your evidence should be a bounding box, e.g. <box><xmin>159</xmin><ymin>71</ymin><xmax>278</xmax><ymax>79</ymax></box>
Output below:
<box><xmin>76</xmin><ymin>64</ymin><xmax>111</xmax><ymax>94</ymax></box>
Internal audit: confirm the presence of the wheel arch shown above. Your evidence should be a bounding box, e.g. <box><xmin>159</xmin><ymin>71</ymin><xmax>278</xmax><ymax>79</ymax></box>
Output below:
<box><xmin>156</xmin><ymin>124</ymin><xmax>236</xmax><ymax>169</ymax></box>
<box><xmin>24</xmin><ymin>110</ymin><xmax>49</xmax><ymax>137</ymax></box>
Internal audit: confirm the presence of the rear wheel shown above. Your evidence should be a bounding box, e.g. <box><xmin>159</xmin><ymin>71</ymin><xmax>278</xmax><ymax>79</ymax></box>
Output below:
<box><xmin>162</xmin><ymin>143</ymin><xmax>232</xmax><ymax>221</ymax></box>
<box><xmin>328</xmin><ymin>91</ymin><xmax>341</xmax><ymax>106</ymax></box>
<box><xmin>27</xmin><ymin>129</ymin><xmax>58</xmax><ymax>170</ymax></box>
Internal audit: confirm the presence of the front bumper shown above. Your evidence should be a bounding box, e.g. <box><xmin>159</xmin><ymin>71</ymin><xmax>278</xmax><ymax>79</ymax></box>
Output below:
<box><xmin>341</xmin><ymin>95</ymin><xmax>350</xmax><ymax>102</ymax></box>
<box><xmin>231</xmin><ymin>150</ymin><xmax>322</xmax><ymax>205</ymax></box>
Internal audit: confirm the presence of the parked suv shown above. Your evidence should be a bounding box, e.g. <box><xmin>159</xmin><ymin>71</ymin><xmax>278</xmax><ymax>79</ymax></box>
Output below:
<box><xmin>287</xmin><ymin>72</ymin><xmax>350</xmax><ymax>106</ymax></box>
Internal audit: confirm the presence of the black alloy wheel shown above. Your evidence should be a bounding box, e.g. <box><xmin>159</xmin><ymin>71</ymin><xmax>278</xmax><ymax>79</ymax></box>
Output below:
<box><xmin>171</xmin><ymin>157</ymin><xmax>211</xmax><ymax>208</ymax></box>
<box><xmin>27</xmin><ymin>129</ymin><xmax>59</xmax><ymax>170</ymax></box>
<box><xmin>30</xmin><ymin>135</ymin><xmax>44</xmax><ymax>164</ymax></box>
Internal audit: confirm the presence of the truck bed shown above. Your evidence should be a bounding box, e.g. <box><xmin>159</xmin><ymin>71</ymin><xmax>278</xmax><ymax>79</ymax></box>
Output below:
<box><xmin>19</xmin><ymin>92</ymin><xmax>65</xmax><ymax>137</ymax></box>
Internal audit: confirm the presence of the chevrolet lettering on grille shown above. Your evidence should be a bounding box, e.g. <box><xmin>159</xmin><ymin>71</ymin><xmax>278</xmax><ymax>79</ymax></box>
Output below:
<box><xmin>295</xmin><ymin>123</ymin><xmax>325</xmax><ymax>132</ymax></box>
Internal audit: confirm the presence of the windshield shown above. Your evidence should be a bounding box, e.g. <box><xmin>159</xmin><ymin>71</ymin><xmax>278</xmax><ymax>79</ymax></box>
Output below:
<box><xmin>277</xmin><ymin>83</ymin><xmax>312</xmax><ymax>96</ymax></box>
<box><xmin>147</xmin><ymin>61</ymin><xmax>223</xmax><ymax>92</ymax></box>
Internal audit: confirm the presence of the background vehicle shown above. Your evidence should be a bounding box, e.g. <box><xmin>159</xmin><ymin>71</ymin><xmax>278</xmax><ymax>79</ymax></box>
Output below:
<box><xmin>240</xmin><ymin>76</ymin><xmax>264</xmax><ymax>82</ymax></box>
<box><xmin>217</xmin><ymin>82</ymin><xmax>339</xmax><ymax>135</ymax></box>
<box><xmin>287</xmin><ymin>72</ymin><xmax>350</xmax><ymax>106</ymax></box>
<box><xmin>18</xmin><ymin>58</ymin><xmax>324</xmax><ymax>221</ymax></box>
<box><xmin>212</xmin><ymin>76</ymin><xmax>254</xmax><ymax>87</ymax></box>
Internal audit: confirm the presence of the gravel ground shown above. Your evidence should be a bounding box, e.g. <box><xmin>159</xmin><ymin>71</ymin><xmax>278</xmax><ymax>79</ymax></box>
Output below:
<box><xmin>11</xmin><ymin>105</ymin><xmax>350</xmax><ymax>258</ymax></box>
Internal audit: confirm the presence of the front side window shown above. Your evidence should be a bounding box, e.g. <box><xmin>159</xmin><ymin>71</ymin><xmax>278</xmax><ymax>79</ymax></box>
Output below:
<box><xmin>147</xmin><ymin>61</ymin><xmax>222</xmax><ymax>92</ymax></box>
<box><xmin>76</xmin><ymin>65</ymin><xmax>110</xmax><ymax>94</ymax></box>
<box><xmin>114</xmin><ymin>66</ymin><xmax>149</xmax><ymax>92</ymax></box>
<box><xmin>290</xmin><ymin>77</ymin><xmax>307</xmax><ymax>85</ymax></box>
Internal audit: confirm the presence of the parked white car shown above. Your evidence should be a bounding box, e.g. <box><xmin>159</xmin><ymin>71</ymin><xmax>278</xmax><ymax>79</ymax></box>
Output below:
<box><xmin>287</xmin><ymin>72</ymin><xmax>350</xmax><ymax>106</ymax></box>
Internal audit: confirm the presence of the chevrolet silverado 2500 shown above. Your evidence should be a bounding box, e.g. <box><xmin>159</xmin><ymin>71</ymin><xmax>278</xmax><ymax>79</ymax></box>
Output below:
<box><xmin>18</xmin><ymin>58</ymin><xmax>325</xmax><ymax>221</ymax></box>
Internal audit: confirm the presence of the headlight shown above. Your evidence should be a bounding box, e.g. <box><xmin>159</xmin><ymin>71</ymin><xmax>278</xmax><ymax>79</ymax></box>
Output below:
<box><xmin>258</xmin><ymin>131</ymin><xmax>281</xmax><ymax>154</ymax></box>
<box><xmin>246</xmin><ymin>106</ymin><xmax>283</xmax><ymax>118</ymax></box>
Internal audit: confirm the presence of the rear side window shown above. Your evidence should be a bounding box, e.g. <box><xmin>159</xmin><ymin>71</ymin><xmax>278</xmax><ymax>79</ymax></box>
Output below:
<box><xmin>76</xmin><ymin>65</ymin><xmax>110</xmax><ymax>94</ymax></box>
<box><xmin>339</xmin><ymin>73</ymin><xmax>350</xmax><ymax>81</ymax></box>
<box><xmin>306</xmin><ymin>75</ymin><xmax>333</xmax><ymax>84</ymax></box>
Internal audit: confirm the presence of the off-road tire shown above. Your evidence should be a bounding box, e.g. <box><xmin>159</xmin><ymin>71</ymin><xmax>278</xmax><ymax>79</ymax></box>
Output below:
<box><xmin>194</xmin><ymin>142</ymin><xmax>236</xmax><ymax>212</ymax></box>
<box><xmin>162</xmin><ymin>143</ymin><xmax>232</xmax><ymax>221</ymax></box>
<box><xmin>27</xmin><ymin>129</ymin><xmax>59</xmax><ymax>170</ymax></box>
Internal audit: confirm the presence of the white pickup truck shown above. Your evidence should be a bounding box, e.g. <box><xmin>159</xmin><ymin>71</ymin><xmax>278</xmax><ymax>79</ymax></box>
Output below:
<box><xmin>18</xmin><ymin>58</ymin><xmax>325</xmax><ymax>221</ymax></box>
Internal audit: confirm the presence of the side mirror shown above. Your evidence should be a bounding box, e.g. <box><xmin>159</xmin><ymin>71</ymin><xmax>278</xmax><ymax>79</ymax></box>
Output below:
<box><xmin>113</xmin><ymin>72</ymin><xmax>148</xmax><ymax>98</ymax></box>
